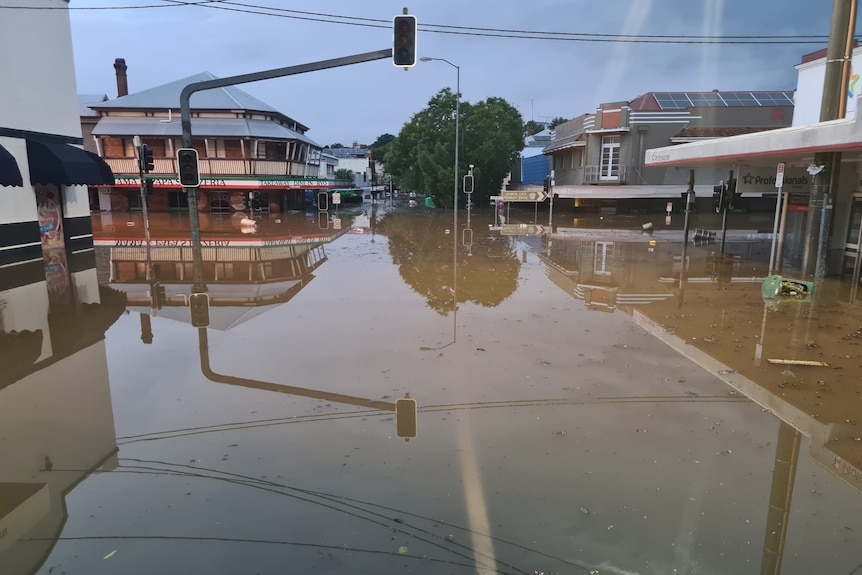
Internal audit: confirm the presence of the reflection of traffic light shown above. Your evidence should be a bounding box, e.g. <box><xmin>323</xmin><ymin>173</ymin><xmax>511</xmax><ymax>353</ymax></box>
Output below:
<box><xmin>145</xmin><ymin>179</ymin><xmax>154</xmax><ymax>195</ymax></box>
<box><xmin>396</xmin><ymin>396</ymin><xmax>417</xmax><ymax>440</ymax></box>
<box><xmin>138</xmin><ymin>144</ymin><xmax>154</xmax><ymax>173</ymax></box>
<box><xmin>177</xmin><ymin>148</ymin><xmax>200</xmax><ymax>187</ymax></box>
<box><xmin>463</xmin><ymin>174</ymin><xmax>474</xmax><ymax>194</ymax></box>
<box><xmin>150</xmin><ymin>282</ymin><xmax>166</xmax><ymax>309</ymax></box>
<box><xmin>189</xmin><ymin>292</ymin><xmax>210</xmax><ymax>328</ymax></box>
<box><xmin>392</xmin><ymin>15</ymin><xmax>417</xmax><ymax>67</ymax></box>
<box><xmin>712</xmin><ymin>183</ymin><xmax>726</xmax><ymax>213</ymax></box>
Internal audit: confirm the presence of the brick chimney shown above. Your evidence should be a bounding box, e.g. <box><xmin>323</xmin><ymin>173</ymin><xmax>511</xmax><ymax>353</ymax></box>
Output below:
<box><xmin>113</xmin><ymin>58</ymin><xmax>128</xmax><ymax>97</ymax></box>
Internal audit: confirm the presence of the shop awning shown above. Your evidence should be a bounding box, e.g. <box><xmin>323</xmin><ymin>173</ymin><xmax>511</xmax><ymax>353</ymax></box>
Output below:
<box><xmin>26</xmin><ymin>139</ymin><xmax>115</xmax><ymax>186</ymax></box>
<box><xmin>0</xmin><ymin>143</ymin><xmax>23</xmax><ymax>187</ymax></box>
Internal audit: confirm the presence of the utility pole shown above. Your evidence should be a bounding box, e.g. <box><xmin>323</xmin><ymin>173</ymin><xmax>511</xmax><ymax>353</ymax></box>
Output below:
<box><xmin>679</xmin><ymin>170</ymin><xmax>695</xmax><ymax>297</ymax></box>
<box><xmin>801</xmin><ymin>0</ymin><xmax>857</xmax><ymax>278</ymax></box>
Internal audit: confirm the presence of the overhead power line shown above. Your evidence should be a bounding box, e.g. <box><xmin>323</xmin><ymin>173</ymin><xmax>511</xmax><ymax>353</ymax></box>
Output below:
<box><xmin>1</xmin><ymin>0</ymin><xmax>834</xmax><ymax>44</ymax></box>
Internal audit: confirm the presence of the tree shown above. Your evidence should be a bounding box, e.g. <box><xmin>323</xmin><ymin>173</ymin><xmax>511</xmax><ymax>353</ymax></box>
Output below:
<box><xmin>328</xmin><ymin>143</ymin><xmax>345</xmax><ymax>149</ymax></box>
<box><xmin>523</xmin><ymin>120</ymin><xmax>545</xmax><ymax>136</ymax></box>
<box><xmin>548</xmin><ymin>117</ymin><xmax>568</xmax><ymax>129</ymax></box>
<box><xmin>369</xmin><ymin>133</ymin><xmax>395</xmax><ymax>161</ymax></box>
<box><xmin>385</xmin><ymin>89</ymin><xmax>523</xmax><ymax>207</ymax></box>
<box><xmin>334</xmin><ymin>168</ymin><xmax>354</xmax><ymax>185</ymax></box>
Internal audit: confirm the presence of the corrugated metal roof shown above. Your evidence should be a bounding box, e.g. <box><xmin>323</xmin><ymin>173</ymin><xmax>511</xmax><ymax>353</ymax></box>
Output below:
<box><xmin>90</xmin><ymin>72</ymin><xmax>310</xmax><ymax>130</ymax></box>
<box><xmin>542</xmin><ymin>133</ymin><xmax>585</xmax><ymax>154</ymax></box>
<box><xmin>91</xmin><ymin>117</ymin><xmax>321</xmax><ymax>148</ymax></box>
<box><xmin>78</xmin><ymin>93</ymin><xmax>108</xmax><ymax>117</ymax></box>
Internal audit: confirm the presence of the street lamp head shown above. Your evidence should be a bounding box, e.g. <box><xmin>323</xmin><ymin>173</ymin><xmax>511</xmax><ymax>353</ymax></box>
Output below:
<box><xmin>419</xmin><ymin>57</ymin><xmax>433</xmax><ymax>62</ymax></box>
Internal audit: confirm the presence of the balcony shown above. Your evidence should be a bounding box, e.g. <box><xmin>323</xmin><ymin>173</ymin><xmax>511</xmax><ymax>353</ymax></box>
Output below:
<box><xmin>584</xmin><ymin>164</ymin><xmax>627</xmax><ymax>184</ymax></box>
<box><xmin>104</xmin><ymin>157</ymin><xmax>319</xmax><ymax>178</ymax></box>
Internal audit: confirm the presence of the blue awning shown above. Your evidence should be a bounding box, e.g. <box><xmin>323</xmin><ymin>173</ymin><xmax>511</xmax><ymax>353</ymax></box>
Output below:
<box><xmin>26</xmin><ymin>139</ymin><xmax>115</xmax><ymax>186</ymax></box>
<box><xmin>0</xmin><ymin>143</ymin><xmax>23</xmax><ymax>187</ymax></box>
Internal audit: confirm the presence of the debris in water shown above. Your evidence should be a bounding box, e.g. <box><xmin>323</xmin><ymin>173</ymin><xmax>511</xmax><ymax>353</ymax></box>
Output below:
<box><xmin>103</xmin><ymin>550</ymin><xmax>118</xmax><ymax>560</ymax></box>
<box><xmin>580</xmin><ymin>507</ymin><xmax>590</xmax><ymax>515</ymax></box>
<box><xmin>398</xmin><ymin>546</ymin><xmax>408</xmax><ymax>555</ymax></box>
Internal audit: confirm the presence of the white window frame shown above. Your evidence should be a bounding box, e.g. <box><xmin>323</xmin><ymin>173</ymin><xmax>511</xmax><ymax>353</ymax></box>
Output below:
<box><xmin>600</xmin><ymin>136</ymin><xmax>620</xmax><ymax>181</ymax></box>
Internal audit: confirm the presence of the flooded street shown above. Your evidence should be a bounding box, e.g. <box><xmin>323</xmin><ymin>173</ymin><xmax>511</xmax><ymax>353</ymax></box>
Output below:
<box><xmin>3</xmin><ymin>204</ymin><xmax>862</xmax><ymax>575</ymax></box>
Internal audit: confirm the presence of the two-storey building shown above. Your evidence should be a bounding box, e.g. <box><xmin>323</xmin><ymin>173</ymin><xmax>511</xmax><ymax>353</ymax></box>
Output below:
<box><xmin>88</xmin><ymin>61</ymin><xmax>327</xmax><ymax>215</ymax></box>
<box><xmin>543</xmin><ymin>90</ymin><xmax>795</xmax><ymax>213</ymax></box>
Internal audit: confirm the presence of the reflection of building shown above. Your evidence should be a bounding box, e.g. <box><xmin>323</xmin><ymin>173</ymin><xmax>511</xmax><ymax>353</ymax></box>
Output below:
<box><xmin>0</xmin><ymin>264</ymin><xmax>125</xmax><ymax>575</ymax></box>
<box><xmin>88</xmin><ymin>59</ymin><xmax>326</xmax><ymax>214</ymax></box>
<box><xmin>95</xmin><ymin>213</ymin><xmax>334</xmax><ymax>330</ymax></box>
<box><xmin>541</xmin><ymin>227</ymin><xmax>772</xmax><ymax>311</ymax></box>
<box><xmin>543</xmin><ymin>90</ymin><xmax>794</xmax><ymax>212</ymax></box>
<box><xmin>0</xmin><ymin>1</ymin><xmax>115</xmax><ymax>280</ymax></box>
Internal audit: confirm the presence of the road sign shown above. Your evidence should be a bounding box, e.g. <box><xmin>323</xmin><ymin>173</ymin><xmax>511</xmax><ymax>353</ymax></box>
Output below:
<box><xmin>332</xmin><ymin>192</ymin><xmax>341</xmax><ymax>205</ymax></box>
<box><xmin>500</xmin><ymin>223</ymin><xmax>545</xmax><ymax>236</ymax></box>
<box><xmin>775</xmin><ymin>162</ymin><xmax>785</xmax><ymax>188</ymax></box>
<box><xmin>500</xmin><ymin>190</ymin><xmax>547</xmax><ymax>202</ymax></box>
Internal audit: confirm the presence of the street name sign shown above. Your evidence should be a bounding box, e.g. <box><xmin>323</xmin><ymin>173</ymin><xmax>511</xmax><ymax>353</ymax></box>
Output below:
<box><xmin>500</xmin><ymin>190</ymin><xmax>547</xmax><ymax>202</ymax></box>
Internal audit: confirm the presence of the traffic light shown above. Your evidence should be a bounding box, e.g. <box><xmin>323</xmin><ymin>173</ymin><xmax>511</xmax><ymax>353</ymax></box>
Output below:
<box><xmin>392</xmin><ymin>15</ymin><xmax>417</xmax><ymax>67</ymax></box>
<box><xmin>543</xmin><ymin>175</ymin><xmax>551</xmax><ymax>193</ymax></box>
<box><xmin>463</xmin><ymin>174</ymin><xmax>474</xmax><ymax>194</ymax></box>
<box><xmin>712</xmin><ymin>182</ymin><xmax>727</xmax><ymax>213</ymax></box>
<box><xmin>727</xmin><ymin>178</ymin><xmax>739</xmax><ymax>210</ymax></box>
<box><xmin>138</xmin><ymin>144</ymin><xmax>154</xmax><ymax>173</ymax></box>
<box><xmin>395</xmin><ymin>396</ymin><xmax>417</xmax><ymax>440</ymax></box>
<box><xmin>145</xmin><ymin>179</ymin><xmax>154</xmax><ymax>195</ymax></box>
<box><xmin>189</xmin><ymin>292</ymin><xmax>210</xmax><ymax>328</ymax></box>
<box><xmin>177</xmin><ymin>148</ymin><xmax>200</xmax><ymax>187</ymax></box>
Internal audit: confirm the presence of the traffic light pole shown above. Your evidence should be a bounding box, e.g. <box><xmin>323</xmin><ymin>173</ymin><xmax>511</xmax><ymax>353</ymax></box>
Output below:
<box><xmin>179</xmin><ymin>49</ymin><xmax>393</xmax><ymax>293</ymax></box>
<box><xmin>719</xmin><ymin>169</ymin><xmax>733</xmax><ymax>257</ymax></box>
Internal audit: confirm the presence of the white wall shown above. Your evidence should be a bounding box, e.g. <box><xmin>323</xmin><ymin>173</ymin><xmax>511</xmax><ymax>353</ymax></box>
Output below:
<box><xmin>0</xmin><ymin>136</ymin><xmax>37</xmax><ymax>225</ymax></box>
<box><xmin>0</xmin><ymin>0</ymin><xmax>83</xmax><ymax>139</ymax></box>
<box><xmin>793</xmin><ymin>46</ymin><xmax>862</xmax><ymax>127</ymax></box>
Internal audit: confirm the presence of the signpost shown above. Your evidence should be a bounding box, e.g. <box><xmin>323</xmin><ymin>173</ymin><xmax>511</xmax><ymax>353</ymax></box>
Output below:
<box><xmin>500</xmin><ymin>190</ymin><xmax>547</xmax><ymax>202</ymax></box>
<box><xmin>768</xmin><ymin>162</ymin><xmax>785</xmax><ymax>274</ymax></box>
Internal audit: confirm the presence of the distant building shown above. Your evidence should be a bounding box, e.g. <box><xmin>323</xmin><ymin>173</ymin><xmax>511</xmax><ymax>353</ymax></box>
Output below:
<box><xmin>87</xmin><ymin>60</ymin><xmax>326</xmax><ymax>214</ymax></box>
<box><xmin>543</xmin><ymin>90</ymin><xmax>795</xmax><ymax>212</ymax></box>
<box><xmin>327</xmin><ymin>145</ymin><xmax>381</xmax><ymax>189</ymax></box>
<box><xmin>511</xmin><ymin>127</ymin><xmax>553</xmax><ymax>187</ymax></box>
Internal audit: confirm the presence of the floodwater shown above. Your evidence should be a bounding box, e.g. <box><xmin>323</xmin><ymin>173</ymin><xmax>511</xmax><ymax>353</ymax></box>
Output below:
<box><xmin>3</xmin><ymin>202</ymin><xmax>862</xmax><ymax>575</ymax></box>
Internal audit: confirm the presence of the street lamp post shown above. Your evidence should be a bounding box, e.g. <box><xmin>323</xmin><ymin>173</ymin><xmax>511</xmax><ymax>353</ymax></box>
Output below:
<box><xmin>420</xmin><ymin>56</ymin><xmax>460</xmax><ymax>216</ymax></box>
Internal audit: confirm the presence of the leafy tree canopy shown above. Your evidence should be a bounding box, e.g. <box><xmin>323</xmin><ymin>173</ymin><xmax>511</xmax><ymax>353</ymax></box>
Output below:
<box><xmin>523</xmin><ymin>120</ymin><xmax>545</xmax><ymax>136</ymax></box>
<box><xmin>327</xmin><ymin>143</ymin><xmax>345</xmax><ymax>149</ymax></box>
<box><xmin>548</xmin><ymin>117</ymin><xmax>569</xmax><ymax>129</ymax></box>
<box><xmin>385</xmin><ymin>89</ymin><xmax>523</xmax><ymax>208</ymax></box>
<box><xmin>334</xmin><ymin>168</ymin><xmax>354</xmax><ymax>183</ymax></box>
<box><xmin>369</xmin><ymin>133</ymin><xmax>396</xmax><ymax>161</ymax></box>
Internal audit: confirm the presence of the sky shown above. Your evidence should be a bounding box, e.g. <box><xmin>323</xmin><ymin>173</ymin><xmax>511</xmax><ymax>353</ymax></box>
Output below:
<box><xmin>67</xmin><ymin>0</ymin><xmax>859</xmax><ymax>148</ymax></box>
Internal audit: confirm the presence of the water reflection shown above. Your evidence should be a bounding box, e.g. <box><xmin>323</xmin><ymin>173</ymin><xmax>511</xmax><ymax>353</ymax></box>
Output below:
<box><xmin>0</xmin><ymin>254</ymin><xmax>125</xmax><ymax>575</ymax></box>
<box><xmin>3</xmin><ymin>207</ymin><xmax>862</xmax><ymax>574</ymax></box>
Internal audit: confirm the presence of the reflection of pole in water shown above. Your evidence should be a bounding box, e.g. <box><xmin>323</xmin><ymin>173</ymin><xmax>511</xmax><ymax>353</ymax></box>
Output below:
<box><xmin>678</xmin><ymin>170</ymin><xmax>695</xmax><ymax>307</ymax></box>
<box><xmin>760</xmin><ymin>422</ymin><xmax>802</xmax><ymax>575</ymax></box>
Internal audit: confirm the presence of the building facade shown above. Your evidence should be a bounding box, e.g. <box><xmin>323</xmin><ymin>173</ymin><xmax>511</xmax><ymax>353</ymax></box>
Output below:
<box><xmin>543</xmin><ymin>91</ymin><xmax>795</xmax><ymax>212</ymax></box>
<box><xmin>88</xmin><ymin>62</ymin><xmax>327</xmax><ymax>215</ymax></box>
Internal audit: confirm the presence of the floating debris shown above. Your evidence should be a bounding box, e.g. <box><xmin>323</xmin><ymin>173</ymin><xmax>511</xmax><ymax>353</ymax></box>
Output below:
<box><xmin>103</xmin><ymin>550</ymin><xmax>118</xmax><ymax>560</ymax></box>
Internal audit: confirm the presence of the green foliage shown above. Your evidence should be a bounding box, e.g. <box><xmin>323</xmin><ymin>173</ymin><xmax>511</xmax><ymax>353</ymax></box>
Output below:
<box><xmin>548</xmin><ymin>116</ymin><xmax>569</xmax><ymax>129</ymax></box>
<box><xmin>369</xmin><ymin>133</ymin><xmax>396</xmax><ymax>161</ymax></box>
<box><xmin>523</xmin><ymin>120</ymin><xmax>545</xmax><ymax>136</ymax></box>
<box><xmin>334</xmin><ymin>168</ymin><xmax>354</xmax><ymax>184</ymax></box>
<box><xmin>385</xmin><ymin>89</ymin><xmax>523</xmax><ymax>207</ymax></box>
<box><xmin>328</xmin><ymin>143</ymin><xmax>345</xmax><ymax>149</ymax></box>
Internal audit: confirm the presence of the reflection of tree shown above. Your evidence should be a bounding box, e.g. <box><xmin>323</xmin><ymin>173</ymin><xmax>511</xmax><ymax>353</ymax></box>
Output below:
<box><xmin>377</xmin><ymin>211</ymin><xmax>519</xmax><ymax>314</ymax></box>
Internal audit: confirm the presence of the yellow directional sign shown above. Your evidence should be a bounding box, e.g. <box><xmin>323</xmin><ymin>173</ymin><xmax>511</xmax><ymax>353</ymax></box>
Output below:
<box><xmin>500</xmin><ymin>223</ymin><xmax>545</xmax><ymax>236</ymax></box>
<box><xmin>500</xmin><ymin>190</ymin><xmax>547</xmax><ymax>202</ymax></box>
